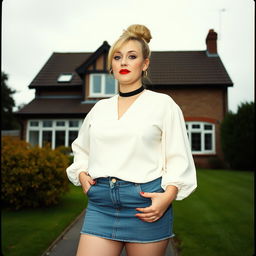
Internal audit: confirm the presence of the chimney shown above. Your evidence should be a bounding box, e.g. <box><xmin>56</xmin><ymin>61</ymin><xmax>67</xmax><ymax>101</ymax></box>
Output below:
<box><xmin>206</xmin><ymin>29</ymin><xmax>218</xmax><ymax>56</ymax></box>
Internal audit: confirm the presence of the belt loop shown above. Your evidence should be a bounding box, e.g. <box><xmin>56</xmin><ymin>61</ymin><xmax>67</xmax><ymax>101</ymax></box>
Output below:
<box><xmin>109</xmin><ymin>177</ymin><xmax>115</xmax><ymax>189</ymax></box>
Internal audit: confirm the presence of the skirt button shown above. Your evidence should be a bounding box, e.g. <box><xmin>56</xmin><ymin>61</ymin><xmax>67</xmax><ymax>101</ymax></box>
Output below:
<box><xmin>111</xmin><ymin>178</ymin><xmax>117</xmax><ymax>183</ymax></box>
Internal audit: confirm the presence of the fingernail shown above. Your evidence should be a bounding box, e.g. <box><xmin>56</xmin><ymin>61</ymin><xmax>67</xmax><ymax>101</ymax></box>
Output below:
<box><xmin>140</xmin><ymin>192</ymin><xmax>144</xmax><ymax>194</ymax></box>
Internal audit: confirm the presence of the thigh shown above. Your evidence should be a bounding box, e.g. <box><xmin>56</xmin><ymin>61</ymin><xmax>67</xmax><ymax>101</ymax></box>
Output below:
<box><xmin>125</xmin><ymin>239</ymin><xmax>170</xmax><ymax>256</ymax></box>
<box><xmin>76</xmin><ymin>234</ymin><xmax>125</xmax><ymax>256</ymax></box>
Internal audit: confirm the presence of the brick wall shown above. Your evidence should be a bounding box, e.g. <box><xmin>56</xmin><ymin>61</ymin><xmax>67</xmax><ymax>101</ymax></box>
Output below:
<box><xmin>154</xmin><ymin>87</ymin><xmax>228</xmax><ymax>168</ymax></box>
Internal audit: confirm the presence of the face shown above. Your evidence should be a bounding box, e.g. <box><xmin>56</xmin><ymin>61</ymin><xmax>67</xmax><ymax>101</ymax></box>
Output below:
<box><xmin>111</xmin><ymin>40</ymin><xmax>149</xmax><ymax>86</ymax></box>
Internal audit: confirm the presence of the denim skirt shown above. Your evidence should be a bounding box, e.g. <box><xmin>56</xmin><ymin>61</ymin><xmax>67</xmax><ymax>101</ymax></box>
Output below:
<box><xmin>80</xmin><ymin>176</ymin><xmax>174</xmax><ymax>243</ymax></box>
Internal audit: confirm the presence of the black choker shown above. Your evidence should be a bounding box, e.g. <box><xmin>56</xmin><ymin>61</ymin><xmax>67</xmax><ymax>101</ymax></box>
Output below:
<box><xmin>119</xmin><ymin>85</ymin><xmax>144</xmax><ymax>97</ymax></box>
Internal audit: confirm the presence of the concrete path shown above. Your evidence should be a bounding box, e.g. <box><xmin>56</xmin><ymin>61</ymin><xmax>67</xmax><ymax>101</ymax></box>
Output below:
<box><xmin>42</xmin><ymin>210</ymin><xmax>178</xmax><ymax>256</ymax></box>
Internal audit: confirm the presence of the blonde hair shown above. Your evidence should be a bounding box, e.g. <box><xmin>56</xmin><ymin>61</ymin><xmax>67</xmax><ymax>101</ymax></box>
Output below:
<box><xmin>107</xmin><ymin>24</ymin><xmax>152</xmax><ymax>71</ymax></box>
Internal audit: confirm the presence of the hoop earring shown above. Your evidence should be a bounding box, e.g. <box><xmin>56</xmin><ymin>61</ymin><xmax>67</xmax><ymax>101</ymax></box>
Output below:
<box><xmin>109</xmin><ymin>68</ymin><xmax>115</xmax><ymax>78</ymax></box>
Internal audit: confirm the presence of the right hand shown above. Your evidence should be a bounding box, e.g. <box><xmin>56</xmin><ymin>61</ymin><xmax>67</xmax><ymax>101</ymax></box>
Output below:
<box><xmin>79</xmin><ymin>172</ymin><xmax>96</xmax><ymax>194</ymax></box>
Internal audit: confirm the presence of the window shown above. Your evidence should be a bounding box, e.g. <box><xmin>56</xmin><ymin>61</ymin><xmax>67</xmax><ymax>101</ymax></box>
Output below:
<box><xmin>30</xmin><ymin>121</ymin><xmax>39</xmax><ymax>127</ymax></box>
<box><xmin>27</xmin><ymin>119</ymin><xmax>82</xmax><ymax>149</ymax></box>
<box><xmin>90</xmin><ymin>74</ymin><xmax>117</xmax><ymax>97</ymax></box>
<box><xmin>69</xmin><ymin>120</ymin><xmax>79</xmax><ymax>127</ymax></box>
<box><xmin>68</xmin><ymin>131</ymin><xmax>78</xmax><ymax>146</ymax></box>
<box><xmin>43</xmin><ymin>120</ymin><xmax>52</xmax><ymax>127</ymax></box>
<box><xmin>55</xmin><ymin>131</ymin><xmax>65</xmax><ymax>148</ymax></box>
<box><xmin>186</xmin><ymin>122</ymin><xmax>215</xmax><ymax>154</ymax></box>
<box><xmin>57</xmin><ymin>73</ymin><xmax>73</xmax><ymax>83</ymax></box>
<box><xmin>29</xmin><ymin>131</ymin><xmax>39</xmax><ymax>146</ymax></box>
<box><xmin>56</xmin><ymin>121</ymin><xmax>65</xmax><ymax>127</ymax></box>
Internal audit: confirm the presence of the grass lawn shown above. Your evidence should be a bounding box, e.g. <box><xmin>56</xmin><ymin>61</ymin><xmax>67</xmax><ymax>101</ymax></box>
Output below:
<box><xmin>1</xmin><ymin>184</ymin><xmax>87</xmax><ymax>256</ymax></box>
<box><xmin>173</xmin><ymin>169</ymin><xmax>254</xmax><ymax>256</ymax></box>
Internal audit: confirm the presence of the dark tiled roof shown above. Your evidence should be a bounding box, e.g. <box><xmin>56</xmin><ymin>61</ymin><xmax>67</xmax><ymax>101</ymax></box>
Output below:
<box><xmin>16</xmin><ymin>98</ymin><xmax>94</xmax><ymax>115</ymax></box>
<box><xmin>149</xmin><ymin>51</ymin><xmax>232</xmax><ymax>85</ymax></box>
<box><xmin>29</xmin><ymin>48</ymin><xmax>233</xmax><ymax>89</ymax></box>
<box><xmin>29</xmin><ymin>52</ymin><xmax>91</xmax><ymax>88</ymax></box>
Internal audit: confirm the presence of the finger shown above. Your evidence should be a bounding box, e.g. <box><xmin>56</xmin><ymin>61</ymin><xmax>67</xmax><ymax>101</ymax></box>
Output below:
<box><xmin>140</xmin><ymin>192</ymin><xmax>155</xmax><ymax>198</ymax></box>
<box><xmin>135</xmin><ymin>206</ymin><xmax>152</xmax><ymax>213</ymax></box>
<box><xmin>137</xmin><ymin>216</ymin><xmax>158</xmax><ymax>223</ymax></box>
<box><xmin>82</xmin><ymin>181</ymin><xmax>92</xmax><ymax>193</ymax></box>
<box><xmin>135</xmin><ymin>212</ymin><xmax>155</xmax><ymax>218</ymax></box>
<box><xmin>89</xmin><ymin>178</ymin><xmax>96</xmax><ymax>185</ymax></box>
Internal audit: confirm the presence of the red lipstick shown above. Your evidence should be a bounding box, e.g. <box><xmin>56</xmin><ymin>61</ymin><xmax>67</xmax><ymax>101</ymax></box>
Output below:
<box><xmin>119</xmin><ymin>69</ymin><xmax>131</xmax><ymax>74</ymax></box>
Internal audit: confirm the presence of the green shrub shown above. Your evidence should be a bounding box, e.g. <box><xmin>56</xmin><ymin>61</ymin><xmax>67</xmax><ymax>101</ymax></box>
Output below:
<box><xmin>1</xmin><ymin>136</ymin><xmax>70</xmax><ymax>210</ymax></box>
<box><xmin>221</xmin><ymin>102</ymin><xmax>254</xmax><ymax>171</ymax></box>
<box><xmin>55</xmin><ymin>145</ymin><xmax>73</xmax><ymax>165</ymax></box>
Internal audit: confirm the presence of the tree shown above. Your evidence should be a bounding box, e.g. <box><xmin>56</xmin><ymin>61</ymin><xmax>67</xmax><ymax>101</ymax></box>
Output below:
<box><xmin>221</xmin><ymin>102</ymin><xmax>254</xmax><ymax>171</ymax></box>
<box><xmin>1</xmin><ymin>72</ymin><xmax>20</xmax><ymax>130</ymax></box>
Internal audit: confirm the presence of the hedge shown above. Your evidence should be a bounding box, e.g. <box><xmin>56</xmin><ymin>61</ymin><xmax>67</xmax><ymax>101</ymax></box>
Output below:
<box><xmin>1</xmin><ymin>136</ymin><xmax>70</xmax><ymax>210</ymax></box>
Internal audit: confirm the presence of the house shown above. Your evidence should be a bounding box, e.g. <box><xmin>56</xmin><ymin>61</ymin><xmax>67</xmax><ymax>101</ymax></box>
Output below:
<box><xmin>16</xmin><ymin>29</ymin><xmax>233</xmax><ymax>168</ymax></box>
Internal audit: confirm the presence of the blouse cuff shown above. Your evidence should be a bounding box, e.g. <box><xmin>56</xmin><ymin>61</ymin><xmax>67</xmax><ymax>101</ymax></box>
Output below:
<box><xmin>66</xmin><ymin>161</ymin><xmax>88</xmax><ymax>186</ymax></box>
<box><xmin>161</xmin><ymin>180</ymin><xmax>197</xmax><ymax>200</ymax></box>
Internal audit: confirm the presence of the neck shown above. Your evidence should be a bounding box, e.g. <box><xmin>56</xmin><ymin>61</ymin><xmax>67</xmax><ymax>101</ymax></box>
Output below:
<box><xmin>119</xmin><ymin>81</ymin><xmax>142</xmax><ymax>93</ymax></box>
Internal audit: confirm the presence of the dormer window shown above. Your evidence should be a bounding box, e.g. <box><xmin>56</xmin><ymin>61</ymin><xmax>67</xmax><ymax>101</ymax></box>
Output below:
<box><xmin>57</xmin><ymin>73</ymin><xmax>73</xmax><ymax>83</ymax></box>
<box><xmin>89</xmin><ymin>73</ymin><xmax>117</xmax><ymax>97</ymax></box>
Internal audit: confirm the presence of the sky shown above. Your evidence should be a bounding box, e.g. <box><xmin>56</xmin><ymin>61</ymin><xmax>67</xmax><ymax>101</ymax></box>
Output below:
<box><xmin>2</xmin><ymin>0</ymin><xmax>255</xmax><ymax>112</ymax></box>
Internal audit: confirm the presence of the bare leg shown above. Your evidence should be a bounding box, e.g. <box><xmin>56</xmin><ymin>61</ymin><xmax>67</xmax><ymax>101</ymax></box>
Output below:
<box><xmin>76</xmin><ymin>234</ymin><xmax>125</xmax><ymax>256</ymax></box>
<box><xmin>125</xmin><ymin>238</ymin><xmax>170</xmax><ymax>256</ymax></box>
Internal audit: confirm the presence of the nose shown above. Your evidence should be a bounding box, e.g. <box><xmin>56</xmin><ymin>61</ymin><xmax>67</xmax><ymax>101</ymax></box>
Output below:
<box><xmin>121</xmin><ymin>57</ymin><xmax>127</xmax><ymax>66</ymax></box>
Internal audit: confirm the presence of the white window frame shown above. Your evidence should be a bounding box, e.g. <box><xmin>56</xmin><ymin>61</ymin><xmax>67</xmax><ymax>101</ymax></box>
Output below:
<box><xmin>26</xmin><ymin>119</ymin><xmax>83</xmax><ymax>149</ymax></box>
<box><xmin>186</xmin><ymin>122</ymin><xmax>216</xmax><ymax>155</ymax></box>
<box><xmin>89</xmin><ymin>73</ymin><xmax>118</xmax><ymax>97</ymax></box>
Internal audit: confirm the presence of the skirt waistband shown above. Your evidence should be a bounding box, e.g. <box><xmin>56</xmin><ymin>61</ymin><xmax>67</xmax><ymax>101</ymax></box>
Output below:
<box><xmin>95</xmin><ymin>176</ymin><xmax>162</xmax><ymax>186</ymax></box>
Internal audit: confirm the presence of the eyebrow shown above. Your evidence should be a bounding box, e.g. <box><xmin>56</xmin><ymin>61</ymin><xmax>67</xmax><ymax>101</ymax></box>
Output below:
<box><xmin>115</xmin><ymin>50</ymin><xmax>138</xmax><ymax>54</ymax></box>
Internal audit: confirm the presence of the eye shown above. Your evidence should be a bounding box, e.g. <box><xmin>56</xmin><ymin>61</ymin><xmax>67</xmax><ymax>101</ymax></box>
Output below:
<box><xmin>113</xmin><ymin>55</ymin><xmax>121</xmax><ymax>60</ymax></box>
<box><xmin>129</xmin><ymin>55</ymin><xmax>137</xmax><ymax>59</ymax></box>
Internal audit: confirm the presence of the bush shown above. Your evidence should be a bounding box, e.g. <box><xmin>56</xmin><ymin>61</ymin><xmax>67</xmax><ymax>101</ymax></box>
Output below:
<box><xmin>221</xmin><ymin>102</ymin><xmax>254</xmax><ymax>171</ymax></box>
<box><xmin>1</xmin><ymin>136</ymin><xmax>70</xmax><ymax>210</ymax></box>
<box><xmin>55</xmin><ymin>145</ymin><xmax>73</xmax><ymax>166</ymax></box>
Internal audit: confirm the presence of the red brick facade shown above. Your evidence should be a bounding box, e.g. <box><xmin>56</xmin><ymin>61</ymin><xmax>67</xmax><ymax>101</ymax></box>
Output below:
<box><xmin>155</xmin><ymin>87</ymin><xmax>228</xmax><ymax>168</ymax></box>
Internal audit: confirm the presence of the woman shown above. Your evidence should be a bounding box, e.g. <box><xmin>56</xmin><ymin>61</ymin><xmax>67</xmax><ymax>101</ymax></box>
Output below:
<box><xmin>66</xmin><ymin>24</ymin><xmax>197</xmax><ymax>256</ymax></box>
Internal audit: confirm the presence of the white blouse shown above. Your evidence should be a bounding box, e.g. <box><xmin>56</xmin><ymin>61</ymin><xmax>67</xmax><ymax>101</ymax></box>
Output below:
<box><xmin>66</xmin><ymin>89</ymin><xmax>197</xmax><ymax>200</ymax></box>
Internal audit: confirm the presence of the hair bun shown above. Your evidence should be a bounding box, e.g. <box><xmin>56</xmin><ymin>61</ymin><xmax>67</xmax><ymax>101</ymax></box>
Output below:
<box><xmin>124</xmin><ymin>24</ymin><xmax>152</xmax><ymax>43</ymax></box>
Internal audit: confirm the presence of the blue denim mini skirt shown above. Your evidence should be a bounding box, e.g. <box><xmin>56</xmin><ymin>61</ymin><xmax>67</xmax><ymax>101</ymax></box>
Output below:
<box><xmin>81</xmin><ymin>176</ymin><xmax>174</xmax><ymax>243</ymax></box>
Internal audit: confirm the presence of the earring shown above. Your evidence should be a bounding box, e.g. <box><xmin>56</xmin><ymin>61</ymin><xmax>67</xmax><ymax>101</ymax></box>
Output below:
<box><xmin>143</xmin><ymin>70</ymin><xmax>148</xmax><ymax>77</ymax></box>
<box><xmin>109</xmin><ymin>68</ymin><xmax>115</xmax><ymax>78</ymax></box>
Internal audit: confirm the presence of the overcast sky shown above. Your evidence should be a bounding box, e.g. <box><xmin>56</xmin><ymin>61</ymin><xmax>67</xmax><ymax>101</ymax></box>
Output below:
<box><xmin>2</xmin><ymin>0</ymin><xmax>255</xmax><ymax>112</ymax></box>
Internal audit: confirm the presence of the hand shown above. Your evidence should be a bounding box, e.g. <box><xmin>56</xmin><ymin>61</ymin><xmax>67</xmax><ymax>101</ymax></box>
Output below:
<box><xmin>79</xmin><ymin>172</ymin><xmax>96</xmax><ymax>194</ymax></box>
<box><xmin>135</xmin><ymin>186</ymin><xmax>177</xmax><ymax>222</ymax></box>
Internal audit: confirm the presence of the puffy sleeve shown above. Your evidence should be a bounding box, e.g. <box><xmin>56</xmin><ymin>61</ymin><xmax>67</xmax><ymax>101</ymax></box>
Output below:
<box><xmin>66</xmin><ymin>107</ymin><xmax>94</xmax><ymax>186</ymax></box>
<box><xmin>161</xmin><ymin>97</ymin><xmax>197</xmax><ymax>200</ymax></box>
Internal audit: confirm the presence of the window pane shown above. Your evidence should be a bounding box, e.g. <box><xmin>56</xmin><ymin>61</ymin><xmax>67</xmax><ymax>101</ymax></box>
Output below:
<box><xmin>69</xmin><ymin>131</ymin><xmax>78</xmax><ymax>146</ymax></box>
<box><xmin>69</xmin><ymin>120</ymin><xmax>79</xmax><ymax>127</ymax></box>
<box><xmin>204</xmin><ymin>124</ymin><xmax>213</xmax><ymax>130</ymax></box>
<box><xmin>105</xmin><ymin>75</ymin><xmax>116</xmax><ymax>94</ymax></box>
<box><xmin>191</xmin><ymin>133</ymin><xmax>201</xmax><ymax>151</ymax></box>
<box><xmin>205</xmin><ymin>133</ymin><xmax>212</xmax><ymax>150</ymax></box>
<box><xmin>58</xmin><ymin>73</ymin><xmax>72</xmax><ymax>82</ymax></box>
<box><xmin>30</xmin><ymin>121</ymin><xmax>39</xmax><ymax>127</ymax></box>
<box><xmin>93</xmin><ymin>75</ymin><xmax>101</xmax><ymax>93</ymax></box>
<box><xmin>43</xmin><ymin>121</ymin><xmax>52</xmax><ymax>127</ymax></box>
<box><xmin>42</xmin><ymin>131</ymin><xmax>52</xmax><ymax>146</ymax></box>
<box><xmin>55</xmin><ymin>131</ymin><xmax>65</xmax><ymax>148</ymax></box>
<box><xmin>56</xmin><ymin>121</ymin><xmax>65</xmax><ymax>127</ymax></box>
<box><xmin>29</xmin><ymin>131</ymin><xmax>39</xmax><ymax>146</ymax></box>
<box><xmin>192</xmin><ymin>124</ymin><xmax>200</xmax><ymax>129</ymax></box>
